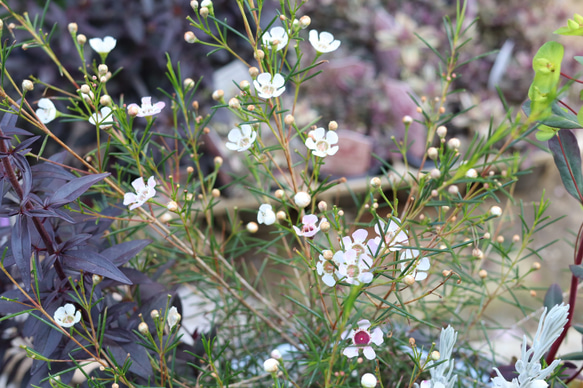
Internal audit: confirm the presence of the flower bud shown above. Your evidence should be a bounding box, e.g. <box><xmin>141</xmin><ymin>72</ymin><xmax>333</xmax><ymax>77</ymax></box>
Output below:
<box><xmin>271</xmin><ymin>349</ymin><xmax>282</xmax><ymax>359</ymax></box>
<box><xmin>323</xmin><ymin>250</ymin><xmax>333</xmax><ymax>260</ymax></box>
<box><xmin>228</xmin><ymin>97</ymin><xmax>241</xmax><ymax>109</ymax></box>
<box><xmin>77</xmin><ymin>34</ymin><xmax>87</xmax><ymax>45</ymax></box>
<box><xmin>402</xmin><ymin>115</ymin><xmax>413</xmax><ymax>124</ymax></box>
<box><xmin>112</xmin><ymin>384</ymin><xmax>120</xmax><ymax>388</ymax></box>
<box><xmin>100</xmin><ymin>95</ymin><xmax>112</xmax><ymax>106</ymax></box>
<box><xmin>427</xmin><ymin>147</ymin><xmax>438</xmax><ymax>160</ymax></box>
<box><xmin>98</xmin><ymin>64</ymin><xmax>108</xmax><ymax>75</ymax></box>
<box><xmin>436</xmin><ymin>125</ymin><xmax>447</xmax><ymax>138</ymax></box>
<box><xmin>214</xmin><ymin>156</ymin><xmax>223</xmax><ymax>167</ymax></box>
<box><xmin>199</xmin><ymin>6</ymin><xmax>209</xmax><ymax>17</ymax></box>
<box><xmin>490</xmin><ymin>205</ymin><xmax>502</xmax><ymax>217</ymax></box>
<box><xmin>128</xmin><ymin>105</ymin><xmax>139</xmax><ymax>117</ymax></box>
<box><xmin>448</xmin><ymin>185</ymin><xmax>459</xmax><ymax>195</ymax></box>
<box><xmin>284</xmin><ymin>114</ymin><xmax>295</xmax><ymax>126</ymax></box>
<box><xmin>466</xmin><ymin>168</ymin><xmax>478</xmax><ymax>178</ymax></box>
<box><xmin>167</xmin><ymin>201</ymin><xmax>179</xmax><ymax>212</ymax></box>
<box><xmin>320</xmin><ymin>221</ymin><xmax>330</xmax><ymax>233</ymax></box>
<box><xmin>431</xmin><ymin>189</ymin><xmax>438</xmax><ymax>197</ymax></box>
<box><xmin>254</xmin><ymin>49</ymin><xmax>265</xmax><ymax>60</ymax></box>
<box><xmin>403</xmin><ymin>275</ymin><xmax>415</xmax><ymax>286</ymax></box>
<box><xmin>138</xmin><ymin>322</ymin><xmax>149</xmax><ymax>335</ymax></box>
<box><xmin>190</xmin><ymin>0</ymin><xmax>199</xmax><ymax>10</ymax></box>
<box><xmin>274</xmin><ymin>189</ymin><xmax>284</xmax><ymax>199</ymax></box>
<box><xmin>68</xmin><ymin>22</ymin><xmax>78</xmax><ymax>34</ymax></box>
<box><xmin>430</xmin><ymin>350</ymin><xmax>440</xmax><ymax>361</ymax></box>
<box><xmin>478</xmin><ymin>269</ymin><xmax>488</xmax><ymax>278</ymax></box>
<box><xmin>318</xmin><ymin>200</ymin><xmax>328</xmax><ymax>212</ymax></box>
<box><xmin>533</xmin><ymin>262</ymin><xmax>541</xmax><ymax>270</ymax></box>
<box><xmin>299</xmin><ymin>15</ymin><xmax>311</xmax><ymax>29</ymax></box>
<box><xmin>447</xmin><ymin>137</ymin><xmax>461</xmax><ymax>149</ymax></box>
<box><xmin>276</xmin><ymin>211</ymin><xmax>286</xmax><ymax>220</ymax></box>
<box><xmin>328</xmin><ymin>120</ymin><xmax>338</xmax><ymax>131</ymax></box>
<box><xmin>263</xmin><ymin>358</ymin><xmax>279</xmax><ymax>373</ymax></box>
<box><xmin>92</xmin><ymin>274</ymin><xmax>103</xmax><ymax>285</ymax></box>
<box><xmin>150</xmin><ymin>309</ymin><xmax>160</xmax><ymax>319</ymax></box>
<box><xmin>184</xmin><ymin>31</ymin><xmax>197</xmax><ymax>43</ymax></box>
<box><xmin>429</xmin><ymin>168</ymin><xmax>441</xmax><ymax>179</ymax></box>
<box><xmin>80</xmin><ymin>84</ymin><xmax>91</xmax><ymax>95</ymax></box>
<box><xmin>211</xmin><ymin>188</ymin><xmax>220</xmax><ymax>198</ymax></box>
<box><xmin>246</xmin><ymin>222</ymin><xmax>258</xmax><ymax>233</ymax></box>
<box><xmin>22</xmin><ymin>79</ymin><xmax>33</xmax><ymax>92</ymax></box>
<box><xmin>239</xmin><ymin>80</ymin><xmax>250</xmax><ymax>91</ymax></box>
<box><xmin>293</xmin><ymin>191</ymin><xmax>311</xmax><ymax>208</ymax></box>
<box><xmin>513</xmin><ymin>234</ymin><xmax>520</xmax><ymax>242</ymax></box>
<box><xmin>249</xmin><ymin>66</ymin><xmax>259</xmax><ymax>78</ymax></box>
<box><xmin>370</xmin><ymin>177</ymin><xmax>382</xmax><ymax>188</ymax></box>
<box><xmin>361</xmin><ymin>373</ymin><xmax>377</xmax><ymax>388</ymax></box>
<box><xmin>183</xmin><ymin>78</ymin><xmax>195</xmax><ymax>90</ymax></box>
<box><xmin>212</xmin><ymin>89</ymin><xmax>224</xmax><ymax>101</ymax></box>
<box><xmin>472</xmin><ymin>248</ymin><xmax>483</xmax><ymax>259</ymax></box>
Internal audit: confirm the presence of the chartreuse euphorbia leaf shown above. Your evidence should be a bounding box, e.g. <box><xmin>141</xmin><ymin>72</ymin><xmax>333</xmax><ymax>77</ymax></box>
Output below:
<box><xmin>527</xmin><ymin>41</ymin><xmax>564</xmax><ymax>120</ymax></box>
<box><xmin>523</xmin><ymin>100</ymin><xmax>579</xmax><ymax>141</ymax></box>
<box><xmin>535</xmin><ymin>125</ymin><xmax>557</xmax><ymax>141</ymax></box>
<box><xmin>554</xmin><ymin>14</ymin><xmax>583</xmax><ymax>36</ymax></box>
<box><xmin>548</xmin><ymin>129</ymin><xmax>583</xmax><ymax>203</ymax></box>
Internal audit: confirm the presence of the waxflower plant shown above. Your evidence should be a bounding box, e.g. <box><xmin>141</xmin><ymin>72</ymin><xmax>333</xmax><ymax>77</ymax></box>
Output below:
<box><xmin>0</xmin><ymin>1</ymin><xmax>572</xmax><ymax>387</ymax></box>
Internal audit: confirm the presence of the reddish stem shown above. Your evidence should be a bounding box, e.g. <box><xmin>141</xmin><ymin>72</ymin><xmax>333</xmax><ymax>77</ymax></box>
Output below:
<box><xmin>561</xmin><ymin>72</ymin><xmax>583</xmax><ymax>84</ymax></box>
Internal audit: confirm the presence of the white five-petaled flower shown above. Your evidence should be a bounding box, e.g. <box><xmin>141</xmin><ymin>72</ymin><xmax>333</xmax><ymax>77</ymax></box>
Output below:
<box><xmin>337</xmin><ymin>249</ymin><xmax>374</xmax><ymax>285</ymax></box>
<box><xmin>123</xmin><ymin>176</ymin><xmax>157</xmax><ymax>210</ymax></box>
<box><xmin>372</xmin><ymin>217</ymin><xmax>409</xmax><ymax>251</ymax></box>
<box><xmin>292</xmin><ymin>214</ymin><xmax>321</xmax><ymax>238</ymax></box>
<box><xmin>342</xmin><ymin>319</ymin><xmax>384</xmax><ymax>360</ymax></box>
<box><xmin>167</xmin><ymin>306</ymin><xmax>181</xmax><ymax>329</ymax></box>
<box><xmin>308</xmin><ymin>30</ymin><xmax>341</xmax><ymax>53</ymax></box>
<box><xmin>305</xmin><ymin>127</ymin><xmax>339</xmax><ymax>157</ymax></box>
<box><xmin>317</xmin><ymin>251</ymin><xmax>345</xmax><ymax>287</ymax></box>
<box><xmin>342</xmin><ymin>229</ymin><xmax>376</xmax><ymax>259</ymax></box>
<box><xmin>36</xmin><ymin>98</ymin><xmax>57</xmax><ymax>124</ymax></box>
<box><xmin>89</xmin><ymin>36</ymin><xmax>117</xmax><ymax>54</ymax></box>
<box><xmin>225</xmin><ymin>124</ymin><xmax>257</xmax><ymax>152</ymax></box>
<box><xmin>400</xmin><ymin>249</ymin><xmax>430</xmax><ymax>281</ymax></box>
<box><xmin>88</xmin><ymin>107</ymin><xmax>114</xmax><ymax>129</ymax></box>
<box><xmin>54</xmin><ymin>304</ymin><xmax>81</xmax><ymax>328</ymax></box>
<box><xmin>253</xmin><ymin>73</ymin><xmax>286</xmax><ymax>99</ymax></box>
<box><xmin>262</xmin><ymin>26</ymin><xmax>289</xmax><ymax>51</ymax></box>
<box><xmin>127</xmin><ymin>97</ymin><xmax>166</xmax><ymax>117</ymax></box>
<box><xmin>258</xmin><ymin>204</ymin><xmax>276</xmax><ymax>225</ymax></box>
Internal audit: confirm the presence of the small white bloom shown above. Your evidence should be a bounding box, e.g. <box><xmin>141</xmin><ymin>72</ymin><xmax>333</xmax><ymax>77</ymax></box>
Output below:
<box><xmin>225</xmin><ymin>124</ymin><xmax>257</xmax><ymax>152</ymax></box>
<box><xmin>342</xmin><ymin>319</ymin><xmax>384</xmax><ymax>360</ymax></box>
<box><xmin>262</xmin><ymin>26</ymin><xmax>289</xmax><ymax>51</ymax></box>
<box><xmin>36</xmin><ymin>98</ymin><xmax>57</xmax><ymax>124</ymax></box>
<box><xmin>127</xmin><ymin>97</ymin><xmax>165</xmax><ymax>117</ymax></box>
<box><xmin>342</xmin><ymin>229</ymin><xmax>376</xmax><ymax>259</ymax></box>
<box><xmin>167</xmin><ymin>306</ymin><xmax>181</xmax><ymax>329</ymax></box>
<box><xmin>361</xmin><ymin>373</ymin><xmax>378</xmax><ymax>388</ymax></box>
<box><xmin>54</xmin><ymin>304</ymin><xmax>81</xmax><ymax>328</ymax></box>
<box><xmin>123</xmin><ymin>176</ymin><xmax>157</xmax><ymax>210</ymax></box>
<box><xmin>466</xmin><ymin>168</ymin><xmax>478</xmax><ymax>178</ymax></box>
<box><xmin>308</xmin><ymin>30</ymin><xmax>341</xmax><ymax>53</ymax></box>
<box><xmin>89</xmin><ymin>36</ymin><xmax>117</xmax><ymax>54</ymax></box>
<box><xmin>263</xmin><ymin>358</ymin><xmax>279</xmax><ymax>373</ymax></box>
<box><xmin>490</xmin><ymin>205</ymin><xmax>502</xmax><ymax>217</ymax></box>
<box><xmin>88</xmin><ymin>107</ymin><xmax>114</xmax><ymax>129</ymax></box>
<box><xmin>316</xmin><ymin>250</ymin><xmax>345</xmax><ymax>287</ymax></box>
<box><xmin>372</xmin><ymin>217</ymin><xmax>409</xmax><ymax>251</ymax></box>
<box><xmin>258</xmin><ymin>204</ymin><xmax>276</xmax><ymax>225</ymax></box>
<box><xmin>253</xmin><ymin>73</ymin><xmax>286</xmax><ymax>99</ymax></box>
<box><xmin>401</xmin><ymin>249</ymin><xmax>430</xmax><ymax>281</ymax></box>
<box><xmin>305</xmin><ymin>127</ymin><xmax>339</xmax><ymax>157</ymax></box>
<box><xmin>337</xmin><ymin>249</ymin><xmax>374</xmax><ymax>285</ymax></box>
<box><xmin>292</xmin><ymin>214</ymin><xmax>320</xmax><ymax>238</ymax></box>
<box><xmin>293</xmin><ymin>191</ymin><xmax>311</xmax><ymax>208</ymax></box>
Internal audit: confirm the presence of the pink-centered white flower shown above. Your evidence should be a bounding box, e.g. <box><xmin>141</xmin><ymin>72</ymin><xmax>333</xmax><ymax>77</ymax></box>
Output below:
<box><xmin>89</xmin><ymin>36</ymin><xmax>117</xmax><ymax>54</ymax></box>
<box><xmin>373</xmin><ymin>217</ymin><xmax>409</xmax><ymax>251</ymax></box>
<box><xmin>127</xmin><ymin>97</ymin><xmax>165</xmax><ymax>117</ymax></box>
<box><xmin>262</xmin><ymin>26</ymin><xmax>289</xmax><ymax>51</ymax></box>
<box><xmin>225</xmin><ymin>124</ymin><xmax>257</xmax><ymax>152</ymax></box>
<box><xmin>342</xmin><ymin>319</ymin><xmax>384</xmax><ymax>360</ymax></box>
<box><xmin>88</xmin><ymin>107</ymin><xmax>114</xmax><ymax>129</ymax></box>
<box><xmin>292</xmin><ymin>214</ymin><xmax>320</xmax><ymax>238</ymax></box>
<box><xmin>36</xmin><ymin>98</ymin><xmax>57</xmax><ymax>124</ymax></box>
<box><xmin>258</xmin><ymin>204</ymin><xmax>276</xmax><ymax>225</ymax></box>
<box><xmin>342</xmin><ymin>229</ymin><xmax>376</xmax><ymax>258</ymax></box>
<box><xmin>337</xmin><ymin>249</ymin><xmax>374</xmax><ymax>285</ymax></box>
<box><xmin>54</xmin><ymin>303</ymin><xmax>81</xmax><ymax>328</ymax></box>
<box><xmin>253</xmin><ymin>73</ymin><xmax>286</xmax><ymax>99</ymax></box>
<box><xmin>308</xmin><ymin>30</ymin><xmax>341</xmax><ymax>53</ymax></box>
<box><xmin>400</xmin><ymin>249</ymin><xmax>430</xmax><ymax>281</ymax></box>
<box><xmin>317</xmin><ymin>251</ymin><xmax>345</xmax><ymax>287</ymax></box>
<box><xmin>305</xmin><ymin>127</ymin><xmax>339</xmax><ymax>157</ymax></box>
<box><xmin>123</xmin><ymin>176</ymin><xmax>156</xmax><ymax>210</ymax></box>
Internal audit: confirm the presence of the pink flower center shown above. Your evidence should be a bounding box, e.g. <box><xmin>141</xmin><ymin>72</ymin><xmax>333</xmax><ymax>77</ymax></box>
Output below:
<box><xmin>353</xmin><ymin>329</ymin><xmax>371</xmax><ymax>345</ymax></box>
<box><xmin>346</xmin><ymin>264</ymin><xmax>359</xmax><ymax>278</ymax></box>
<box><xmin>261</xmin><ymin>85</ymin><xmax>275</xmax><ymax>96</ymax></box>
<box><xmin>302</xmin><ymin>224</ymin><xmax>316</xmax><ymax>234</ymax></box>
<box><xmin>352</xmin><ymin>243</ymin><xmax>365</xmax><ymax>255</ymax></box>
<box><xmin>239</xmin><ymin>137</ymin><xmax>250</xmax><ymax>147</ymax></box>
<box><xmin>316</xmin><ymin>140</ymin><xmax>329</xmax><ymax>152</ymax></box>
<box><xmin>63</xmin><ymin>315</ymin><xmax>75</xmax><ymax>324</ymax></box>
<box><xmin>323</xmin><ymin>260</ymin><xmax>335</xmax><ymax>274</ymax></box>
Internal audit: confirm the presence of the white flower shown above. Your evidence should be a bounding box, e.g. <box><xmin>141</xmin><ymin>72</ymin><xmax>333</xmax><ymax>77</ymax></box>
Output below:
<box><xmin>88</xmin><ymin>107</ymin><xmax>114</xmax><ymax>129</ymax></box>
<box><xmin>89</xmin><ymin>36</ymin><xmax>117</xmax><ymax>54</ymax></box>
<box><xmin>373</xmin><ymin>217</ymin><xmax>409</xmax><ymax>251</ymax></box>
<box><xmin>253</xmin><ymin>73</ymin><xmax>286</xmax><ymax>99</ymax></box>
<box><xmin>308</xmin><ymin>30</ymin><xmax>341</xmax><ymax>53</ymax></box>
<box><xmin>54</xmin><ymin>304</ymin><xmax>81</xmax><ymax>328</ymax></box>
<box><xmin>305</xmin><ymin>127</ymin><xmax>339</xmax><ymax>157</ymax></box>
<box><xmin>316</xmin><ymin>250</ymin><xmax>345</xmax><ymax>287</ymax></box>
<box><xmin>292</xmin><ymin>214</ymin><xmax>320</xmax><ymax>238</ymax></box>
<box><xmin>401</xmin><ymin>249</ymin><xmax>430</xmax><ymax>281</ymax></box>
<box><xmin>293</xmin><ymin>191</ymin><xmax>311</xmax><ymax>208</ymax></box>
<box><xmin>123</xmin><ymin>176</ymin><xmax>157</xmax><ymax>210</ymax></box>
<box><xmin>337</xmin><ymin>249</ymin><xmax>374</xmax><ymax>285</ymax></box>
<box><xmin>262</xmin><ymin>26</ymin><xmax>289</xmax><ymax>51</ymax></box>
<box><xmin>258</xmin><ymin>204</ymin><xmax>276</xmax><ymax>225</ymax></box>
<box><xmin>342</xmin><ymin>229</ymin><xmax>376</xmax><ymax>259</ymax></box>
<box><xmin>36</xmin><ymin>98</ymin><xmax>57</xmax><ymax>124</ymax></box>
<box><xmin>342</xmin><ymin>319</ymin><xmax>384</xmax><ymax>360</ymax></box>
<box><xmin>490</xmin><ymin>205</ymin><xmax>502</xmax><ymax>217</ymax></box>
<box><xmin>225</xmin><ymin>124</ymin><xmax>257</xmax><ymax>152</ymax></box>
<box><xmin>361</xmin><ymin>373</ymin><xmax>378</xmax><ymax>388</ymax></box>
<box><xmin>263</xmin><ymin>358</ymin><xmax>279</xmax><ymax>373</ymax></box>
<box><xmin>167</xmin><ymin>306</ymin><xmax>181</xmax><ymax>329</ymax></box>
<box><xmin>127</xmin><ymin>96</ymin><xmax>165</xmax><ymax>117</ymax></box>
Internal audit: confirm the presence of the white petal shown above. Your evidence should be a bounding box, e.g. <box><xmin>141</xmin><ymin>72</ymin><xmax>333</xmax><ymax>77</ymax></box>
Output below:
<box><xmin>256</xmin><ymin>73</ymin><xmax>272</xmax><ymax>85</ymax></box>
<box><xmin>272</xmin><ymin>74</ymin><xmax>285</xmax><ymax>88</ymax></box>
<box><xmin>327</xmin><ymin>145</ymin><xmax>339</xmax><ymax>155</ymax></box>
<box><xmin>359</xmin><ymin>272</ymin><xmax>373</xmax><ymax>284</ymax></box>
<box><xmin>305</xmin><ymin>137</ymin><xmax>316</xmax><ymax>150</ymax></box>
<box><xmin>418</xmin><ymin>257</ymin><xmax>430</xmax><ymax>271</ymax></box>
<box><xmin>312</xmin><ymin>127</ymin><xmax>325</xmax><ymax>140</ymax></box>
<box><xmin>322</xmin><ymin>273</ymin><xmax>336</xmax><ymax>287</ymax></box>
<box><xmin>225</xmin><ymin>141</ymin><xmax>239</xmax><ymax>151</ymax></box>
<box><xmin>308</xmin><ymin>30</ymin><xmax>319</xmax><ymax>46</ymax></box>
<box><xmin>141</xmin><ymin>96</ymin><xmax>152</xmax><ymax>106</ymax></box>
<box><xmin>326</xmin><ymin>130</ymin><xmax>339</xmax><ymax>144</ymax></box>
<box><xmin>123</xmin><ymin>192</ymin><xmax>138</xmax><ymax>205</ymax></box>
<box><xmin>131</xmin><ymin>177</ymin><xmax>146</xmax><ymax>191</ymax></box>
<box><xmin>363</xmin><ymin>346</ymin><xmax>376</xmax><ymax>360</ymax></box>
<box><xmin>319</xmin><ymin>31</ymin><xmax>335</xmax><ymax>45</ymax></box>
<box><xmin>343</xmin><ymin>346</ymin><xmax>359</xmax><ymax>358</ymax></box>
<box><xmin>240</xmin><ymin>124</ymin><xmax>252</xmax><ymax>137</ymax></box>
<box><xmin>370</xmin><ymin>327</ymin><xmax>384</xmax><ymax>345</ymax></box>
<box><xmin>227</xmin><ymin>128</ymin><xmax>242</xmax><ymax>142</ymax></box>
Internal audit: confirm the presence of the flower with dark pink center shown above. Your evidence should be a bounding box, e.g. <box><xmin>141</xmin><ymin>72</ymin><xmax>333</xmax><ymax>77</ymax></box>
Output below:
<box><xmin>337</xmin><ymin>249</ymin><xmax>374</xmax><ymax>285</ymax></box>
<box><xmin>342</xmin><ymin>319</ymin><xmax>384</xmax><ymax>360</ymax></box>
<box><xmin>292</xmin><ymin>214</ymin><xmax>321</xmax><ymax>238</ymax></box>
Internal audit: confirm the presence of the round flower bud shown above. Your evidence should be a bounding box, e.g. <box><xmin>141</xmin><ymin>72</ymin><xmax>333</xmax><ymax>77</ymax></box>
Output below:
<box><xmin>138</xmin><ymin>322</ymin><xmax>149</xmax><ymax>335</ymax></box>
<box><xmin>490</xmin><ymin>205</ymin><xmax>502</xmax><ymax>217</ymax></box>
<box><xmin>184</xmin><ymin>31</ymin><xmax>197</xmax><ymax>44</ymax></box>
<box><xmin>320</xmin><ymin>221</ymin><xmax>330</xmax><ymax>233</ymax></box>
<box><xmin>263</xmin><ymin>358</ymin><xmax>279</xmax><ymax>373</ymax></box>
<box><xmin>274</xmin><ymin>189</ymin><xmax>284</xmax><ymax>199</ymax></box>
<box><xmin>361</xmin><ymin>373</ymin><xmax>377</xmax><ymax>388</ymax></box>
<box><xmin>478</xmin><ymin>269</ymin><xmax>488</xmax><ymax>278</ymax></box>
<box><xmin>92</xmin><ymin>274</ymin><xmax>103</xmax><ymax>285</ymax></box>
<box><xmin>409</xmin><ymin>337</ymin><xmax>416</xmax><ymax>346</ymax></box>
<box><xmin>472</xmin><ymin>248</ymin><xmax>483</xmax><ymax>259</ymax></box>
<box><xmin>246</xmin><ymin>222</ymin><xmax>258</xmax><ymax>233</ymax></box>
<box><xmin>167</xmin><ymin>201</ymin><xmax>179</xmax><ymax>212</ymax></box>
<box><xmin>212</xmin><ymin>89</ymin><xmax>224</xmax><ymax>101</ymax></box>
<box><xmin>128</xmin><ymin>105</ymin><xmax>139</xmax><ymax>117</ymax></box>
<box><xmin>533</xmin><ymin>262</ymin><xmax>541</xmax><ymax>270</ymax></box>
<box><xmin>77</xmin><ymin>34</ymin><xmax>87</xmax><ymax>45</ymax></box>
<box><xmin>271</xmin><ymin>349</ymin><xmax>282</xmax><ymax>359</ymax></box>
<box><xmin>328</xmin><ymin>120</ymin><xmax>338</xmax><ymax>131</ymax></box>
<box><xmin>211</xmin><ymin>188</ymin><xmax>220</xmax><ymax>198</ymax></box>
<box><xmin>199</xmin><ymin>6</ymin><xmax>209</xmax><ymax>17</ymax></box>
<box><xmin>322</xmin><ymin>250</ymin><xmax>334</xmax><ymax>260</ymax></box>
<box><xmin>496</xmin><ymin>235</ymin><xmax>505</xmax><ymax>243</ymax></box>
<box><xmin>530</xmin><ymin>290</ymin><xmax>537</xmax><ymax>297</ymax></box>
<box><xmin>183</xmin><ymin>78</ymin><xmax>195</xmax><ymax>91</ymax></box>
<box><xmin>98</xmin><ymin>64</ymin><xmax>108</xmax><ymax>75</ymax></box>
<box><xmin>402</xmin><ymin>115</ymin><xmax>413</xmax><ymax>124</ymax></box>
<box><xmin>431</xmin><ymin>189</ymin><xmax>438</xmax><ymax>197</ymax></box>
<box><xmin>186</xmin><ymin>166</ymin><xmax>194</xmax><ymax>174</ymax></box>
<box><xmin>427</xmin><ymin>147</ymin><xmax>438</xmax><ymax>160</ymax></box>
<box><xmin>430</xmin><ymin>350</ymin><xmax>440</xmax><ymax>361</ymax></box>
<box><xmin>448</xmin><ymin>185</ymin><xmax>459</xmax><ymax>195</ymax></box>
<box><xmin>254</xmin><ymin>49</ymin><xmax>265</xmax><ymax>60</ymax></box>
<box><xmin>370</xmin><ymin>177</ymin><xmax>382</xmax><ymax>188</ymax></box>
<box><xmin>239</xmin><ymin>80</ymin><xmax>250</xmax><ymax>91</ymax></box>
<box><xmin>150</xmin><ymin>309</ymin><xmax>160</xmax><ymax>319</ymax></box>
<box><xmin>22</xmin><ymin>79</ymin><xmax>33</xmax><ymax>92</ymax></box>
<box><xmin>112</xmin><ymin>384</ymin><xmax>119</xmax><ymax>388</ymax></box>
<box><xmin>293</xmin><ymin>191</ymin><xmax>311</xmax><ymax>208</ymax></box>
<box><xmin>190</xmin><ymin>0</ymin><xmax>199</xmax><ymax>10</ymax></box>
<box><xmin>436</xmin><ymin>125</ymin><xmax>447</xmax><ymax>138</ymax></box>
<box><xmin>429</xmin><ymin>168</ymin><xmax>441</xmax><ymax>179</ymax></box>
<box><xmin>299</xmin><ymin>15</ymin><xmax>311</xmax><ymax>29</ymax></box>
<box><xmin>447</xmin><ymin>137</ymin><xmax>461</xmax><ymax>149</ymax></box>
<box><xmin>228</xmin><ymin>98</ymin><xmax>241</xmax><ymax>109</ymax></box>
<box><xmin>249</xmin><ymin>66</ymin><xmax>259</xmax><ymax>78</ymax></box>
<box><xmin>466</xmin><ymin>168</ymin><xmax>478</xmax><ymax>178</ymax></box>
<box><xmin>80</xmin><ymin>84</ymin><xmax>90</xmax><ymax>95</ymax></box>
<box><xmin>338</xmin><ymin>209</ymin><xmax>344</xmax><ymax>216</ymax></box>
<box><xmin>284</xmin><ymin>114</ymin><xmax>295</xmax><ymax>126</ymax></box>
<box><xmin>318</xmin><ymin>200</ymin><xmax>328</xmax><ymax>212</ymax></box>
<box><xmin>68</xmin><ymin>22</ymin><xmax>78</xmax><ymax>34</ymax></box>
<box><xmin>483</xmin><ymin>232</ymin><xmax>491</xmax><ymax>239</ymax></box>
<box><xmin>214</xmin><ymin>156</ymin><xmax>223</xmax><ymax>167</ymax></box>
<box><xmin>512</xmin><ymin>234</ymin><xmax>520</xmax><ymax>243</ymax></box>
<box><xmin>403</xmin><ymin>275</ymin><xmax>415</xmax><ymax>286</ymax></box>
<box><xmin>276</xmin><ymin>210</ymin><xmax>286</xmax><ymax>220</ymax></box>
<box><xmin>100</xmin><ymin>95</ymin><xmax>112</xmax><ymax>106</ymax></box>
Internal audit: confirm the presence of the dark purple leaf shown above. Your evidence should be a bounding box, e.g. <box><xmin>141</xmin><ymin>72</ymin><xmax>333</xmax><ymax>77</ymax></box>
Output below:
<box><xmin>62</xmin><ymin>250</ymin><xmax>132</xmax><ymax>284</ymax></box>
<box><xmin>31</xmin><ymin>162</ymin><xmax>76</xmax><ymax>181</ymax></box>
<box><xmin>0</xmin><ymin>289</ymin><xmax>33</xmax><ymax>314</ymax></box>
<box><xmin>105</xmin><ymin>340</ymin><xmax>153</xmax><ymax>377</ymax></box>
<box><xmin>544</xmin><ymin>283</ymin><xmax>563</xmax><ymax>310</ymax></box>
<box><xmin>60</xmin><ymin>233</ymin><xmax>93</xmax><ymax>252</ymax></box>
<box><xmin>0</xmin><ymin>109</ymin><xmax>31</xmax><ymax>137</ymax></box>
<box><xmin>12</xmin><ymin>153</ymin><xmax>32</xmax><ymax>199</ymax></box>
<box><xmin>101</xmin><ymin>239</ymin><xmax>152</xmax><ymax>266</ymax></box>
<box><xmin>11</xmin><ymin>215</ymin><xmax>31</xmax><ymax>290</ymax></box>
<box><xmin>548</xmin><ymin>129</ymin><xmax>583</xmax><ymax>203</ymax></box>
<box><xmin>48</xmin><ymin>172</ymin><xmax>110</xmax><ymax>207</ymax></box>
<box><xmin>12</xmin><ymin>135</ymin><xmax>40</xmax><ymax>154</ymax></box>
